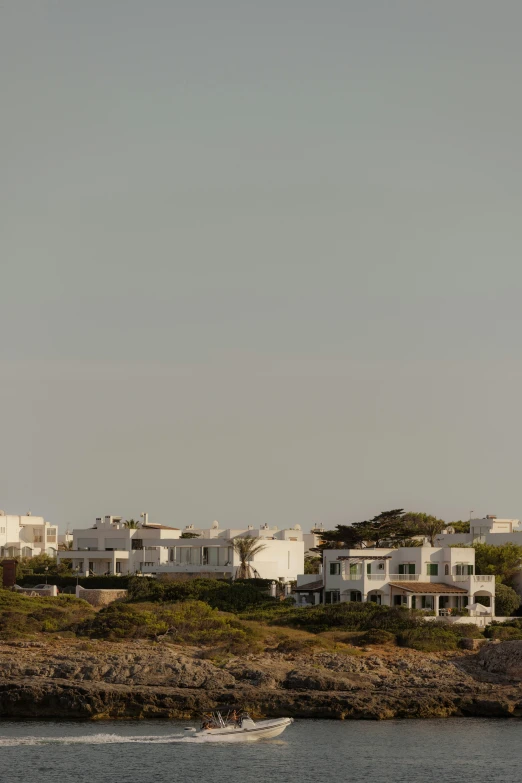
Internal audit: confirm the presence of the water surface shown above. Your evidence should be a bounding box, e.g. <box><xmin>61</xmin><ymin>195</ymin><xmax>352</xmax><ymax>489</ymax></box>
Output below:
<box><xmin>0</xmin><ymin>718</ymin><xmax>519</xmax><ymax>783</ymax></box>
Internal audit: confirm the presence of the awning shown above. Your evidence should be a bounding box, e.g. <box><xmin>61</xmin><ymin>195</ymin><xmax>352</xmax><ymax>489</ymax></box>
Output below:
<box><xmin>294</xmin><ymin>580</ymin><xmax>324</xmax><ymax>592</ymax></box>
<box><xmin>336</xmin><ymin>555</ymin><xmax>392</xmax><ymax>562</ymax></box>
<box><xmin>389</xmin><ymin>581</ymin><xmax>468</xmax><ymax>594</ymax></box>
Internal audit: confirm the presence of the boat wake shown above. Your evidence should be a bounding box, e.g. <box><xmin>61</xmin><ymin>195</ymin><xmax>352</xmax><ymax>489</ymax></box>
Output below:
<box><xmin>0</xmin><ymin>731</ymin><xmax>281</xmax><ymax>747</ymax></box>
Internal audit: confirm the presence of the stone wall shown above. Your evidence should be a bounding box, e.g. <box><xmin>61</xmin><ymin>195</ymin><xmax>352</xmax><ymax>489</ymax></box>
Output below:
<box><xmin>76</xmin><ymin>587</ymin><xmax>127</xmax><ymax>607</ymax></box>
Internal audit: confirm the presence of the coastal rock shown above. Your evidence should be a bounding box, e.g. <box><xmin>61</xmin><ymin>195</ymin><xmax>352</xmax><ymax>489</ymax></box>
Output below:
<box><xmin>477</xmin><ymin>641</ymin><xmax>522</xmax><ymax>680</ymax></box>
<box><xmin>1</xmin><ymin>640</ymin><xmax>522</xmax><ymax>721</ymax></box>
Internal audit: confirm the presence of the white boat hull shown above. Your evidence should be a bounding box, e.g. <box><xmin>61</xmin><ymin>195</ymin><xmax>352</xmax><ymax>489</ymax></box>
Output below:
<box><xmin>196</xmin><ymin>717</ymin><xmax>293</xmax><ymax>741</ymax></box>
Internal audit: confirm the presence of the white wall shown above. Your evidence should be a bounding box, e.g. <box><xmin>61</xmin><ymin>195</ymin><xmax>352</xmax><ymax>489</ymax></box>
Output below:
<box><xmin>0</xmin><ymin>513</ymin><xmax>57</xmax><ymax>556</ymax></box>
<box><xmin>60</xmin><ymin>516</ymin><xmax>304</xmax><ymax>581</ymax></box>
<box><xmin>320</xmin><ymin>546</ymin><xmax>494</xmax><ymax>607</ymax></box>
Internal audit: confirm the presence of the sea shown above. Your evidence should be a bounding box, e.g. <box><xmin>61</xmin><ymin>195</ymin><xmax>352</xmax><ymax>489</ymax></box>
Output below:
<box><xmin>0</xmin><ymin>718</ymin><xmax>520</xmax><ymax>783</ymax></box>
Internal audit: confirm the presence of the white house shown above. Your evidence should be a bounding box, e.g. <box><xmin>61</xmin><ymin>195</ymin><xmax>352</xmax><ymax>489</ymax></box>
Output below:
<box><xmin>295</xmin><ymin>545</ymin><xmax>495</xmax><ymax>616</ymax></box>
<box><xmin>0</xmin><ymin>511</ymin><xmax>59</xmax><ymax>558</ymax></box>
<box><xmin>436</xmin><ymin>515</ymin><xmax>522</xmax><ymax>546</ymax></box>
<box><xmin>58</xmin><ymin>515</ymin><xmax>304</xmax><ymax>583</ymax></box>
<box><xmin>303</xmin><ymin>525</ymin><xmax>326</xmax><ymax>556</ymax></box>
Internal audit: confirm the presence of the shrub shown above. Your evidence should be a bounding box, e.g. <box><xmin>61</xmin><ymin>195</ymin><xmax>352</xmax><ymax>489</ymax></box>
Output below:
<box><xmin>0</xmin><ymin>590</ymin><xmax>94</xmax><ymax>638</ymax></box>
<box><xmin>275</xmin><ymin>636</ymin><xmax>321</xmax><ymax>653</ymax></box>
<box><xmin>361</xmin><ymin>629</ymin><xmax>397</xmax><ymax>646</ymax></box>
<box><xmin>247</xmin><ymin>602</ymin><xmax>422</xmax><ymax>635</ymax></box>
<box><xmin>494</xmin><ymin>583</ymin><xmax>521</xmax><ymax>617</ymax></box>
<box><xmin>21</xmin><ymin>574</ymin><xmax>134</xmax><ymax>590</ymax></box>
<box><xmin>450</xmin><ymin>623</ymin><xmax>483</xmax><ymax>639</ymax></box>
<box><xmin>485</xmin><ymin>624</ymin><xmax>522</xmax><ymax>641</ymax></box>
<box><xmin>397</xmin><ymin>627</ymin><xmax>458</xmax><ymax>652</ymax></box>
<box><xmin>76</xmin><ymin>600</ymin><xmax>261</xmax><ymax>653</ymax></box>
<box><xmin>127</xmin><ymin>576</ymin><xmax>276</xmax><ymax>613</ymax></box>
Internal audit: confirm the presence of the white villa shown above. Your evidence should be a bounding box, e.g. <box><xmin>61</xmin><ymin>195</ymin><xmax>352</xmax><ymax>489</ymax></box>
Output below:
<box><xmin>0</xmin><ymin>511</ymin><xmax>61</xmax><ymax>558</ymax></box>
<box><xmin>436</xmin><ymin>515</ymin><xmax>522</xmax><ymax>546</ymax></box>
<box><xmin>57</xmin><ymin>515</ymin><xmax>304</xmax><ymax>583</ymax></box>
<box><xmin>295</xmin><ymin>545</ymin><xmax>496</xmax><ymax>616</ymax></box>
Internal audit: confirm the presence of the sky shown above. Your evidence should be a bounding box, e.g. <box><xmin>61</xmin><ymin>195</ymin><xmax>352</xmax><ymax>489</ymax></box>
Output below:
<box><xmin>2</xmin><ymin>1</ymin><xmax>522</xmax><ymax>532</ymax></box>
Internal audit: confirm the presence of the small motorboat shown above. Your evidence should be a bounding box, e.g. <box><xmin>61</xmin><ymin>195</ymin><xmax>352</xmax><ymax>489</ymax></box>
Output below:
<box><xmin>194</xmin><ymin>711</ymin><xmax>293</xmax><ymax>741</ymax></box>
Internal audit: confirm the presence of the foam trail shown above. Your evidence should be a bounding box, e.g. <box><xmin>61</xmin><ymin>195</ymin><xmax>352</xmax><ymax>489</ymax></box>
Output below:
<box><xmin>0</xmin><ymin>731</ymin><xmax>277</xmax><ymax>747</ymax></box>
<box><xmin>0</xmin><ymin>733</ymin><xmax>194</xmax><ymax>747</ymax></box>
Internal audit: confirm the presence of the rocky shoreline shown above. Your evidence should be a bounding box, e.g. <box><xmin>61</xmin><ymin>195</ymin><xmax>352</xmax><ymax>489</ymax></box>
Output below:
<box><xmin>1</xmin><ymin>639</ymin><xmax>522</xmax><ymax>721</ymax></box>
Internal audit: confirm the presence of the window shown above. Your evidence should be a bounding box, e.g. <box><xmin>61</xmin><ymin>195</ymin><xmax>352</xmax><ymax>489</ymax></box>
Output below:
<box><xmin>398</xmin><ymin>564</ymin><xmax>416</xmax><ymax>574</ymax></box>
<box><xmin>325</xmin><ymin>590</ymin><xmax>340</xmax><ymax>604</ymax></box>
<box><xmin>444</xmin><ymin>564</ymin><xmax>449</xmax><ymax>575</ymax></box>
<box><xmin>203</xmin><ymin>547</ymin><xmax>219</xmax><ymax>566</ymax></box>
<box><xmin>393</xmin><ymin>595</ymin><xmax>407</xmax><ymax>606</ymax></box>
<box><xmin>349</xmin><ymin>563</ymin><xmax>360</xmax><ymax>579</ymax></box>
<box><xmin>421</xmin><ymin>596</ymin><xmax>434</xmax><ymax>610</ymax></box>
<box><xmin>426</xmin><ymin>564</ymin><xmax>438</xmax><ymax>576</ymax></box>
<box><xmin>179</xmin><ymin>547</ymin><xmax>192</xmax><ymax>564</ymax></box>
<box><xmin>349</xmin><ymin>591</ymin><xmax>362</xmax><ymax>602</ymax></box>
<box><xmin>330</xmin><ymin>562</ymin><xmax>341</xmax><ymax>575</ymax></box>
<box><xmin>366</xmin><ymin>563</ymin><xmax>371</xmax><ymax>575</ymax></box>
<box><xmin>116</xmin><ymin>562</ymin><xmax>121</xmax><ymax>574</ymax></box>
<box><xmin>456</xmin><ymin>563</ymin><xmax>473</xmax><ymax>575</ymax></box>
<box><xmin>88</xmin><ymin>562</ymin><xmax>94</xmax><ymax>572</ymax></box>
<box><xmin>369</xmin><ymin>594</ymin><xmax>381</xmax><ymax>604</ymax></box>
<box><xmin>378</xmin><ymin>562</ymin><xmax>385</xmax><ymax>571</ymax></box>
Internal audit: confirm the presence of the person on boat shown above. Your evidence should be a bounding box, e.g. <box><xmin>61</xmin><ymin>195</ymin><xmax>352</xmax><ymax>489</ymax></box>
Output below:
<box><xmin>230</xmin><ymin>710</ymin><xmax>239</xmax><ymax>725</ymax></box>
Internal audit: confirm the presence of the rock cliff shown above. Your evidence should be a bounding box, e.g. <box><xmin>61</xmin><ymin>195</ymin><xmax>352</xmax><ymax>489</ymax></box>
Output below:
<box><xmin>1</xmin><ymin>639</ymin><xmax>522</xmax><ymax>720</ymax></box>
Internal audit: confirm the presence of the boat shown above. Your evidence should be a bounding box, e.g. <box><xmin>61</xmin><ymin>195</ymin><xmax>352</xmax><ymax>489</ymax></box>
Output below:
<box><xmin>190</xmin><ymin>711</ymin><xmax>293</xmax><ymax>741</ymax></box>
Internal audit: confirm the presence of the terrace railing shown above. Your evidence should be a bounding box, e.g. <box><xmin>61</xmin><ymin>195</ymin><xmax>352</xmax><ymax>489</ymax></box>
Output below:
<box><xmin>388</xmin><ymin>574</ymin><xmax>420</xmax><ymax>581</ymax></box>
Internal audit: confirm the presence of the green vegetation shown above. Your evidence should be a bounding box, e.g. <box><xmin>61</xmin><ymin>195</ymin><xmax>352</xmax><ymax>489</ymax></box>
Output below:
<box><xmin>397</xmin><ymin>626</ymin><xmax>459</xmax><ymax>652</ymax></box>
<box><xmin>304</xmin><ymin>555</ymin><xmax>321</xmax><ymax>574</ymax></box>
<box><xmin>0</xmin><ymin>590</ymin><xmax>93</xmax><ymax>639</ymax></box>
<box><xmin>241</xmin><ymin>602</ymin><xmax>424</xmax><ymax>634</ymax></box>
<box><xmin>316</xmin><ymin>509</ymin><xmax>449</xmax><ymax>550</ymax></box>
<box><xmin>449</xmin><ymin>521</ymin><xmax>470</xmax><ymax>534</ymax></box>
<box><xmin>360</xmin><ymin>629</ymin><xmax>397</xmax><ymax>646</ymax></box>
<box><xmin>77</xmin><ymin>600</ymin><xmax>261</xmax><ymax>654</ymax></box>
<box><xmin>472</xmin><ymin>543</ymin><xmax>522</xmax><ymax>588</ymax></box>
<box><xmin>494</xmin><ymin>583</ymin><xmax>521</xmax><ymax>616</ymax></box>
<box><xmin>1</xmin><ymin>569</ymin><xmax>519</xmax><ymax>655</ymax></box>
<box><xmin>484</xmin><ymin>622</ymin><xmax>522</xmax><ymax>641</ymax></box>
<box><xmin>229</xmin><ymin>536</ymin><xmax>268</xmax><ymax>580</ymax></box>
<box><xmin>21</xmin><ymin>574</ymin><xmax>135</xmax><ymax>590</ymax></box>
<box><xmin>127</xmin><ymin>576</ymin><xmax>277</xmax><ymax>613</ymax></box>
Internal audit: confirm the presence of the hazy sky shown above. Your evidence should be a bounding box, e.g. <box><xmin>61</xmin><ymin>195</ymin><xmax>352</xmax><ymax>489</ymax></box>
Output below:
<box><xmin>2</xmin><ymin>1</ymin><xmax>522</xmax><ymax>532</ymax></box>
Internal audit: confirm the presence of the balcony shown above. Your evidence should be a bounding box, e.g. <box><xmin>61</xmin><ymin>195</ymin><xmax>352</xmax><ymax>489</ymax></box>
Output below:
<box><xmin>453</xmin><ymin>574</ymin><xmax>494</xmax><ymax>583</ymax></box>
<box><xmin>367</xmin><ymin>574</ymin><xmax>387</xmax><ymax>580</ymax></box>
<box><xmin>389</xmin><ymin>574</ymin><xmax>420</xmax><ymax>581</ymax></box>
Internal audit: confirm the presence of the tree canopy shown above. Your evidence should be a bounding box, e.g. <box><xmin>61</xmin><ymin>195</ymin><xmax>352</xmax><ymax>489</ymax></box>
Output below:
<box><xmin>229</xmin><ymin>536</ymin><xmax>267</xmax><ymax>580</ymax></box>
<box><xmin>316</xmin><ymin>509</ymin><xmax>439</xmax><ymax>550</ymax></box>
<box><xmin>494</xmin><ymin>583</ymin><xmax>521</xmax><ymax>616</ymax></box>
<box><xmin>462</xmin><ymin>542</ymin><xmax>522</xmax><ymax>588</ymax></box>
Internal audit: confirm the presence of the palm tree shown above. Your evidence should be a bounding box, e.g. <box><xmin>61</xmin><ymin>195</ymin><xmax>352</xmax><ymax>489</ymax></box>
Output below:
<box><xmin>124</xmin><ymin>519</ymin><xmax>140</xmax><ymax>529</ymax></box>
<box><xmin>229</xmin><ymin>535</ymin><xmax>267</xmax><ymax>580</ymax></box>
